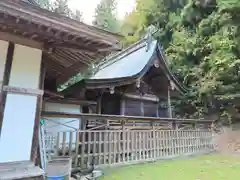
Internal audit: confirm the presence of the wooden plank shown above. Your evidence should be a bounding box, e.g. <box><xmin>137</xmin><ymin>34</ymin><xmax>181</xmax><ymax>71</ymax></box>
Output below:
<box><xmin>144</xmin><ymin>131</ymin><xmax>147</xmax><ymax>159</ymax></box>
<box><xmin>126</xmin><ymin>130</ymin><xmax>130</xmax><ymax>162</ymax></box>
<box><xmin>87</xmin><ymin>131</ymin><xmax>91</xmax><ymax>167</ymax></box>
<box><xmin>103</xmin><ymin>131</ymin><xmax>108</xmax><ymax>164</ymax></box>
<box><xmin>123</xmin><ymin>93</ymin><xmax>159</xmax><ymax>102</ymax></box>
<box><xmin>120</xmin><ymin>99</ymin><xmax>125</xmax><ymax>115</ymax></box>
<box><xmin>0</xmin><ymin>165</ymin><xmax>44</xmax><ymax>180</ymax></box>
<box><xmin>97</xmin><ymin>95</ymin><xmax>102</xmax><ymax>114</ymax></box>
<box><xmin>74</xmin><ymin>132</ymin><xmax>80</xmax><ymax>167</ymax></box>
<box><xmin>62</xmin><ymin>132</ymin><xmax>67</xmax><ymax>156</ymax></box>
<box><xmin>31</xmin><ymin>61</ymin><xmax>46</xmax><ymax>164</ymax></box>
<box><xmin>44</xmin><ymin>99</ymin><xmax>97</xmax><ymax>106</ymax></box>
<box><xmin>159</xmin><ymin>131</ymin><xmax>163</xmax><ymax>157</ymax></box>
<box><xmin>117</xmin><ymin>132</ymin><xmax>121</xmax><ymax>163</ymax></box>
<box><xmin>81</xmin><ymin>131</ymin><xmax>86</xmax><ymax>167</ymax></box>
<box><xmin>55</xmin><ymin>132</ymin><xmax>60</xmax><ymax>156</ymax></box>
<box><xmin>68</xmin><ymin>132</ymin><xmax>73</xmax><ymax>157</ymax></box>
<box><xmin>139</xmin><ymin>131</ymin><xmax>142</xmax><ymax>160</ymax></box>
<box><xmin>42</xmin><ymin>111</ymin><xmax>213</xmax><ymax>123</ymax></box>
<box><xmin>109</xmin><ymin>131</ymin><xmax>112</xmax><ymax>165</ymax></box>
<box><xmin>122</xmin><ymin>129</ymin><xmax>126</xmax><ymax>162</ymax></box>
<box><xmin>135</xmin><ymin>131</ymin><xmax>139</xmax><ymax>161</ymax></box>
<box><xmin>3</xmin><ymin>85</ymin><xmax>44</xmax><ymax>96</ymax></box>
<box><xmin>0</xmin><ymin>32</ymin><xmax>42</xmax><ymax>49</ymax></box>
<box><xmin>167</xmin><ymin>87</ymin><xmax>172</xmax><ymax>118</ymax></box>
<box><xmin>131</xmin><ymin>130</ymin><xmax>134</xmax><ymax>161</ymax></box>
<box><xmin>44</xmin><ymin>90</ymin><xmax>64</xmax><ymax>98</ymax></box>
<box><xmin>0</xmin><ymin>161</ymin><xmax>34</xmax><ymax>171</ymax></box>
<box><xmin>113</xmin><ymin>132</ymin><xmax>117</xmax><ymax>164</ymax></box>
<box><xmin>98</xmin><ymin>132</ymin><xmax>102</xmax><ymax>165</ymax></box>
<box><xmin>93</xmin><ymin>131</ymin><xmax>97</xmax><ymax>165</ymax></box>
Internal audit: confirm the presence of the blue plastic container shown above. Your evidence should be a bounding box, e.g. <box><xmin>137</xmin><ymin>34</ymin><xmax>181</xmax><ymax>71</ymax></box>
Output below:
<box><xmin>47</xmin><ymin>175</ymin><xmax>67</xmax><ymax>180</ymax></box>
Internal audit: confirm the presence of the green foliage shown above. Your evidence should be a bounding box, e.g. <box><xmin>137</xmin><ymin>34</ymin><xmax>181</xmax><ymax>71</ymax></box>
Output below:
<box><xmin>35</xmin><ymin>0</ymin><xmax>51</xmax><ymax>9</ymax></box>
<box><xmin>121</xmin><ymin>0</ymin><xmax>240</xmax><ymax>123</ymax></box>
<box><xmin>35</xmin><ymin>0</ymin><xmax>82</xmax><ymax>21</ymax></box>
<box><xmin>93</xmin><ymin>0</ymin><xmax>120</xmax><ymax>33</ymax></box>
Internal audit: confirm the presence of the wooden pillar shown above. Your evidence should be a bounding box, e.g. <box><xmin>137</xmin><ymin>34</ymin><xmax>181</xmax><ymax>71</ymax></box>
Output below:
<box><xmin>0</xmin><ymin>44</ymin><xmax>43</xmax><ymax>163</ymax></box>
<box><xmin>30</xmin><ymin>61</ymin><xmax>46</xmax><ymax>163</ymax></box>
<box><xmin>140</xmin><ymin>102</ymin><xmax>144</xmax><ymax>116</ymax></box>
<box><xmin>140</xmin><ymin>95</ymin><xmax>144</xmax><ymax>116</ymax></box>
<box><xmin>156</xmin><ymin>103</ymin><xmax>159</xmax><ymax>117</ymax></box>
<box><xmin>120</xmin><ymin>99</ymin><xmax>125</xmax><ymax>115</ymax></box>
<box><xmin>172</xmin><ymin>121</ymin><xmax>178</xmax><ymax>130</ymax></box>
<box><xmin>167</xmin><ymin>86</ymin><xmax>172</xmax><ymax>118</ymax></box>
<box><xmin>0</xmin><ymin>41</ymin><xmax>14</xmax><ymax>136</ymax></box>
<box><xmin>97</xmin><ymin>94</ymin><xmax>102</xmax><ymax>114</ymax></box>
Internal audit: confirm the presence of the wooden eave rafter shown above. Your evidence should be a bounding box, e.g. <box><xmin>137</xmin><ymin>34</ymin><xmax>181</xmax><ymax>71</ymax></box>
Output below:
<box><xmin>0</xmin><ymin>0</ymin><xmax>123</xmax><ymax>86</ymax></box>
<box><xmin>0</xmin><ymin>0</ymin><xmax>122</xmax><ymax>46</ymax></box>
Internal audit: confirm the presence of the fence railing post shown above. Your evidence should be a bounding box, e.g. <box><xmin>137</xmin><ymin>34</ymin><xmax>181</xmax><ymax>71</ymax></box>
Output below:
<box><xmin>153</xmin><ymin>127</ymin><xmax>156</xmax><ymax>160</ymax></box>
<box><xmin>122</xmin><ymin>128</ymin><xmax>126</xmax><ymax>163</ymax></box>
<box><xmin>81</xmin><ymin>131</ymin><xmax>86</xmax><ymax>167</ymax></box>
<box><xmin>44</xmin><ymin>128</ymin><xmax>215</xmax><ymax>169</ymax></box>
<box><xmin>74</xmin><ymin>131</ymin><xmax>79</xmax><ymax>167</ymax></box>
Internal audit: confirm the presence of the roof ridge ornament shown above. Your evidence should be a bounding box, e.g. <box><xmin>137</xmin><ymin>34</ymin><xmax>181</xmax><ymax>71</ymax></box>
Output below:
<box><xmin>145</xmin><ymin>25</ymin><xmax>157</xmax><ymax>52</ymax></box>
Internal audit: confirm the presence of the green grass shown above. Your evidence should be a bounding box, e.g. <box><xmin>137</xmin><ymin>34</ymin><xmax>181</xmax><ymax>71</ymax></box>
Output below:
<box><xmin>100</xmin><ymin>154</ymin><xmax>240</xmax><ymax>180</ymax></box>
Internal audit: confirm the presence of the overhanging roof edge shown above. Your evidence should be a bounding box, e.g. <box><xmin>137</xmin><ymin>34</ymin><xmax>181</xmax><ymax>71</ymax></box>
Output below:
<box><xmin>62</xmin><ymin>40</ymin><xmax>187</xmax><ymax>94</ymax></box>
<box><xmin>0</xmin><ymin>0</ymin><xmax>122</xmax><ymax>44</ymax></box>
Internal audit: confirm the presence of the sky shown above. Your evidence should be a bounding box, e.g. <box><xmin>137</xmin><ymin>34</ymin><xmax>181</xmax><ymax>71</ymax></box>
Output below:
<box><xmin>68</xmin><ymin>0</ymin><xmax>136</xmax><ymax>25</ymax></box>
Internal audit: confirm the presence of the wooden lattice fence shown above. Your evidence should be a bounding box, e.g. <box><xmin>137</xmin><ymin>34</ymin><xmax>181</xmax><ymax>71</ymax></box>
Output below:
<box><xmin>46</xmin><ymin>129</ymin><xmax>214</xmax><ymax>168</ymax></box>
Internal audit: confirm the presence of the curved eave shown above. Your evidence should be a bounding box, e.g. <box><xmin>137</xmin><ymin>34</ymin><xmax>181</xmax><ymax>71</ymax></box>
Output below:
<box><xmin>156</xmin><ymin>45</ymin><xmax>187</xmax><ymax>93</ymax></box>
<box><xmin>85</xmin><ymin>44</ymin><xmax>186</xmax><ymax>94</ymax></box>
<box><xmin>85</xmin><ymin>45</ymin><xmax>158</xmax><ymax>89</ymax></box>
<box><xmin>63</xmin><ymin>40</ymin><xmax>187</xmax><ymax>95</ymax></box>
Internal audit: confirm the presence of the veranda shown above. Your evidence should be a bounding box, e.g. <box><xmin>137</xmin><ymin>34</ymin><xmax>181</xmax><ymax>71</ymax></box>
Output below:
<box><xmin>40</xmin><ymin>113</ymin><xmax>215</xmax><ymax>169</ymax></box>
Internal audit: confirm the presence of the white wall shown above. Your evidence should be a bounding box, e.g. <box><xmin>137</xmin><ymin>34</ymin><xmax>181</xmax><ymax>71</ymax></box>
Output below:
<box><xmin>43</xmin><ymin>102</ymin><xmax>82</xmax><ymax>150</ymax></box>
<box><xmin>0</xmin><ymin>44</ymin><xmax>42</xmax><ymax>163</ymax></box>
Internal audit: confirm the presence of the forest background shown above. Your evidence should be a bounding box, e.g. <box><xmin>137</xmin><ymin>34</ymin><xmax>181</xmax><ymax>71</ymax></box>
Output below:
<box><xmin>36</xmin><ymin>0</ymin><xmax>240</xmax><ymax>124</ymax></box>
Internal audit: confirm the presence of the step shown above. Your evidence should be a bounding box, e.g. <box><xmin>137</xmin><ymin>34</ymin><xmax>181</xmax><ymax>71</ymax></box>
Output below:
<box><xmin>0</xmin><ymin>161</ymin><xmax>44</xmax><ymax>180</ymax></box>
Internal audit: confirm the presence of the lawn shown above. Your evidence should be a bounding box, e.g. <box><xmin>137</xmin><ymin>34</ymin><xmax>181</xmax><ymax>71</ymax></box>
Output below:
<box><xmin>100</xmin><ymin>154</ymin><xmax>240</xmax><ymax>180</ymax></box>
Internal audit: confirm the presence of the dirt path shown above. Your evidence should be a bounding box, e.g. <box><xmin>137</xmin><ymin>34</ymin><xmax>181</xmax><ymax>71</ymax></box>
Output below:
<box><xmin>214</xmin><ymin>124</ymin><xmax>240</xmax><ymax>155</ymax></box>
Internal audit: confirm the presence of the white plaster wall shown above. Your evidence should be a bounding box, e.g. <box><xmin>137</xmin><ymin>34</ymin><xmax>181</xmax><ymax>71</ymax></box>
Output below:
<box><xmin>9</xmin><ymin>44</ymin><xmax>41</xmax><ymax>88</ymax></box>
<box><xmin>43</xmin><ymin>102</ymin><xmax>82</xmax><ymax>150</ymax></box>
<box><xmin>0</xmin><ymin>95</ymin><xmax>38</xmax><ymax>162</ymax></box>
<box><xmin>0</xmin><ymin>40</ymin><xmax>8</xmax><ymax>83</ymax></box>
<box><xmin>0</xmin><ymin>44</ymin><xmax>42</xmax><ymax>163</ymax></box>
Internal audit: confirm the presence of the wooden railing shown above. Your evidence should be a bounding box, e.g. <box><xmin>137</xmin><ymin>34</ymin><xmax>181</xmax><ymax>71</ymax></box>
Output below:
<box><xmin>42</xmin><ymin>112</ymin><xmax>213</xmax><ymax>130</ymax></box>
<box><xmin>45</xmin><ymin>129</ymin><xmax>215</xmax><ymax>168</ymax></box>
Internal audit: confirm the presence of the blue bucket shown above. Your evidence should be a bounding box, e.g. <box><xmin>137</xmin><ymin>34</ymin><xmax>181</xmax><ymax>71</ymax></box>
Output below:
<box><xmin>47</xmin><ymin>175</ymin><xmax>67</xmax><ymax>180</ymax></box>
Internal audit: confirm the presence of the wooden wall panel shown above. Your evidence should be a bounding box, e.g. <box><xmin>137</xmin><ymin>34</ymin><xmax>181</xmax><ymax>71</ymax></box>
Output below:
<box><xmin>124</xmin><ymin>99</ymin><xmax>141</xmax><ymax>116</ymax></box>
<box><xmin>144</xmin><ymin>102</ymin><xmax>158</xmax><ymax>117</ymax></box>
<box><xmin>101</xmin><ymin>93</ymin><xmax>121</xmax><ymax>115</ymax></box>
